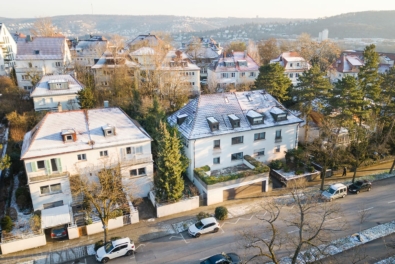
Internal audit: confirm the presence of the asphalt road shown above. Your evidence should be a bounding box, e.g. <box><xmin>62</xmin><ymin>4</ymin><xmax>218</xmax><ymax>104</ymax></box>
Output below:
<box><xmin>79</xmin><ymin>177</ymin><xmax>395</xmax><ymax>264</ymax></box>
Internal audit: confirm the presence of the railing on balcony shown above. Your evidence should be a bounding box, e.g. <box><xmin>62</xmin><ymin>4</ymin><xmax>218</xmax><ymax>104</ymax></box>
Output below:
<box><xmin>122</xmin><ymin>154</ymin><xmax>153</xmax><ymax>166</ymax></box>
<box><xmin>275</xmin><ymin>137</ymin><xmax>282</xmax><ymax>143</ymax></box>
<box><xmin>29</xmin><ymin>171</ymin><xmax>70</xmax><ymax>183</ymax></box>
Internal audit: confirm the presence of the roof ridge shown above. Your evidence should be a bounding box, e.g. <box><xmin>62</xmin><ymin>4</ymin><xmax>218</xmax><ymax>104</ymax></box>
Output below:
<box><xmin>187</xmin><ymin>97</ymin><xmax>201</xmax><ymax>139</ymax></box>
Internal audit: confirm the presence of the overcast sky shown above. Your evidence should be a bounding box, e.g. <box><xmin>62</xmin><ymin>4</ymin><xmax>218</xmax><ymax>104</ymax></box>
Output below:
<box><xmin>2</xmin><ymin>0</ymin><xmax>395</xmax><ymax>19</ymax></box>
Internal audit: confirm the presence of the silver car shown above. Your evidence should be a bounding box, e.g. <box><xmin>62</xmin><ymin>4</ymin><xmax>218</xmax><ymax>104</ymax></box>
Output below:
<box><xmin>188</xmin><ymin>217</ymin><xmax>220</xmax><ymax>238</ymax></box>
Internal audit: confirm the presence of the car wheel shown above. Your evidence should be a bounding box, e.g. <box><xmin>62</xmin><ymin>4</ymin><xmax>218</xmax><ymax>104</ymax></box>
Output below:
<box><xmin>367</xmin><ymin>188</ymin><xmax>371</xmax><ymax>192</ymax></box>
<box><xmin>342</xmin><ymin>194</ymin><xmax>346</xmax><ymax>198</ymax></box>
<box><xmin>195</xmin><ymin>233</ymin><xmax>201</xmax><ymax>238</ymax></box>
<box><xmin>126</xmin><ymin>250</ymin><xmax>134</xmax><ymax>256</ymax></box>
<box><xmin>101</xmin><ymin>258</ymin><xmax>109</xmax><ymax>264</ymax></box>
<box><xmin>357</xmin><ymin>191</ymin><xmax>360</xmax><ymax>194</ymax></box>
<box><xmin>213</xmin><ymin>227</ymin><xmax>219</xmax><ymax>233</ymax></box>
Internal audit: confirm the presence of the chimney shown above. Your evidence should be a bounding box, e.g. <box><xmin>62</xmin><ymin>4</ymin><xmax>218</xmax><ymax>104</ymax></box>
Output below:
<box><xmin>57</xmin><ymin>102</ymin><xmax>62</xmax><ymax>112</ymax></box>
<box><xmin>26</xmin><ymin>35</ymin><xmax>32</xmax><ymax>42</ymax></box>
<box><xmin>104</xmin><ymin>100</ymin><xmax>109</xmax><ymax>108</ymax></box>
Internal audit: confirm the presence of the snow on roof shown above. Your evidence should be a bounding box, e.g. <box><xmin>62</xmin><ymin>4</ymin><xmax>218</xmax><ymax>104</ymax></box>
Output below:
<box><xmin>160</xmin><ymin>50</ymin><xmax>199</xmax><ymax>70</ymax></box>
<box><xmin>211</xmin><ymin>51</ymin><xmax>259</xmax><ymax>72</ymax></box>
<box><xmin>246</xmin><ymin>110</ymin><xmax>262</xmax><ymax>118</ymax></box>
<box><xmin>16</xmin><ymin>37</ymin><xmax>66</xmax><ymax>60</ymax></box>
<box><xmin>270</xmin><ymin>107</ymin><xmax>286</xmax><ymax>115</ymax></box>
<box><xmin>347</xmin><ymin>56</ymin><xmax>364</xmax><ymax>66</ymax></box>
<box><xmin>92</xmin><ymin>52</ymin><xmax>139</xmax><ymax>69</ymax></box>
<box><xmin>207</xmin><ymin>117</ymin><xmax>218</xmax><ymax>123</ymax></box>
<box><xmin>228</xmin><ymin>114</ymin><xmax>239</xmax><ymax>120</ymax></box>
<box><xmin>41</xmin><ymin>204</ymin><xmax>71</xmax><ymax>229</ymax></box>
<box><xmin>21</xmin><ymin>108</ymin><xmax>151</xmax><ymax>159</ymax></box>
<box><xmin>30</xmin><ymin>74</ymin><xmax>84</xmax><ymax>98</ymax></box>
<box><xmin>168</xmin><ymin>90</ymin><xmax>303</xmax><ymax>140</ymax></box>
<box><xmin>130</xmin><ymin>47</ymin><xmax>156</xmax><ymax>56</ymax></box>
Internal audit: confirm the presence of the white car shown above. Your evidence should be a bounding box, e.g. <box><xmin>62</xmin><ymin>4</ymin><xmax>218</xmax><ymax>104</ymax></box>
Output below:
<box><xmin>95</xmin><ymin>237</ymin><xmax>135</xmax><ymax>263</ymax></box>
<box><xmin>188</xmin><ymin>217</ymin><xmax>220</xmax><ymax>238</ymax></box>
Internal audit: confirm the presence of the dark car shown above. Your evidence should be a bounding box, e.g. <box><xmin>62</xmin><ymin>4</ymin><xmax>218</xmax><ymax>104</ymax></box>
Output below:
<box><xmin>50</xmin><ymin>225</ymin><xmax>68</xmax><ymax>239</ymax></box>
<box><xmin>200</xmin><ymin>252</ymin><xmax>241</xmax><ymax>264</ymax></box>
<box><xmin>348</xmin><ymin>180</ymin><xmax>372</xmax><ymax>194</ymax></box>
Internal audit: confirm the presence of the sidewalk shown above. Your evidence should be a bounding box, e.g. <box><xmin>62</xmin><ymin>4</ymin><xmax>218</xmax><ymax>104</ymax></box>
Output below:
<box><xmin>1</xmin><ymin>162</ymin><xmax>394</xmax><ymax>263</ymax></box>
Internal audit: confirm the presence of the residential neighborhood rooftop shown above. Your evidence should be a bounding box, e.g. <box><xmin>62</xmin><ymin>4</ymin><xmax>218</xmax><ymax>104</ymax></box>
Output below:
<box><xmin>16</xmin><ymin>36</ymin><xmax>66</xmax><ymax>60</ymax></box>
<box><xmin>210</xmin><ymin>51</ymin><xmax>259</xmax><ymax>72</ymax></box>
<box><xmin>30</xmin><ymin>74</ymin><xmax>84</xmax><ymax>97</ymax></box>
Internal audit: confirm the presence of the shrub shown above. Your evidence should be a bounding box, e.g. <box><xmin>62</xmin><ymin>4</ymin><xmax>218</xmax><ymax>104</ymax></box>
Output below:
<box><xmin>269</xmin><ymin>160</ymin><xmax>284</xmax><ymax>170</ymax></box>
<box><xmin>196</xmin><ymin>211</ymin><xmax>211</xmax><ymax>220</ymax></box>
<box><xmin>1</xmin><ymin>216</ymin><xmax>13</xmax><ymax>232</ymax></box>
<box><xmin>29</xmin><ymin>213</ymin><xmax>41</xmax><ymax>232</ymax></box>
<box><xmin>244</xmin><ymin>155</ymin><xmax>270</xmax><ymax>173</ymax></box>
<box><xmin>295</xmin><ymin>170</ymin><xmax>304</xmax><ymax>175</ymax></box>
<box><xmin>215</xmin><ymin>206</ymin><xmax>228</xmax><ymax>220</ymax></box>
<box><xmin>306</xmin><ymin>166</ymin><xmax>315</xmax><ymax>173</ymax></box>
<box><xmin>283</xmin><ymin>165</ymin><xmax>290</xmax><ymax>172</ymax></box>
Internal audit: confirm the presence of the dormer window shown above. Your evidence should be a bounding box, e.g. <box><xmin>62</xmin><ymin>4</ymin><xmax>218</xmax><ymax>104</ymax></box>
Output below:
<box><xmin>228</xmin><ymin>114</ymin><xmax>240</xmax><ymax>128</ymax></box>
<box><xmin>61</xmin><ymin>129</ymin><xmax>76</xmax><ymax>143</ymax></box>
<box><xmin>177</xmin><ymin>114</ymin><xmax>188</xmax><ymax>125</ymax></box>
<box><xmin>247</xmin><ymin>110</ymin><xmax>264</xmax><ymax>125</ymax></box>
<box><xmin>102</xmin><ymin>125</ymin><xmax>116</xmax><ymax>137</ymax></box>
<box><xmin>270</xmin><ymin>107</ymin><xmax>288</xmax><ymax>122</ymax></box>
<box><xmin>207</xmin><ymin>117</ymin><xmax>219</xmax><ymax>131</ymax></box>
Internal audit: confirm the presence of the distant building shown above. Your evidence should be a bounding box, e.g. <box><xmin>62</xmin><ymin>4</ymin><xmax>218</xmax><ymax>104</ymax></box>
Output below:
<box><xmin>31</xmin><ymin>74</ymin><xmax>84</xmax><ymax>112</ymax></box>
<box><xmin>126</xmin><ymin>34</ymin><xmax>163</xmax><ymax>51</ymax></box>
<box><xmin>0</xmin><ymin>23</ymin><xmax>17</xmax><ymax>76</ymax></box>
<box><xmin>270</xmin><ymin>52</ymin><xmax>310</xmax><ymax>85</ymax></box>
<box><xmin>15</xmin><ymin>36</ymin><xmax>72</xmax><ymax>91</ymax></box>
<box><xmin>318</xmin><ymin>29</ymin><xmax>329</xmax><ymax>42</ymax></box>
<box><xmin>71</xmin><ymin>36</ymin><xmax>108</xmax><ymax>68</ymax></box>
<box><xmin>207</xmin><ymin>51</ymin><xmax>259</xmax><ymax>91</ymax></box>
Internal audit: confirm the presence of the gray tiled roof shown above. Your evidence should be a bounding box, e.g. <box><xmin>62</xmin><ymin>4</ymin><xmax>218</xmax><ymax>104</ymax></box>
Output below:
<box><xmin>16</xmin><ymin>37</ymin><xmax>66</xmax><ymax>60</ymax></box>
<box><xmin>168</xmin><ymin>90</ymin><xmax>303</xmax><ymax>140</ymax></box>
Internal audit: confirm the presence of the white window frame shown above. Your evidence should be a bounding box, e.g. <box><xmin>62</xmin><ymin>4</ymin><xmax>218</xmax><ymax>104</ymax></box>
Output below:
<box><xmin>130</xmin><ymin>167</ymin><xmax>147</xmax><ymax>177</ymax></box>
<box><xmin>100</xmin><ymin>150</ymin><xmax>108</xmax><ymax>157</ymax></box>
<box><xmin>254</xmin><ymin>148</ymin><xmax>265</xmax><ymax>156</ymax></box>
<box><xmin>40</xmin><ymin>183</ymin><xmax>62</xmax><ymax>195</ymax></box>
<box><xmin>213</xmin><ymin>157</ymin><xmax>220</xmax><ymax>164</ymax></box>
<box><xmin>77</xmin><ymin>154</ymin><xmax>87</xmax><ymax>161</ymax></box>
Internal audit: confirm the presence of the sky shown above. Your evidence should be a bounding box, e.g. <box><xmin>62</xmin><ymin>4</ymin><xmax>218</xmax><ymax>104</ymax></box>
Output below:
<box><xmin>2</xmin><ymin>0</ymin><xmax>395</xmax><ymax>19</ymax></box>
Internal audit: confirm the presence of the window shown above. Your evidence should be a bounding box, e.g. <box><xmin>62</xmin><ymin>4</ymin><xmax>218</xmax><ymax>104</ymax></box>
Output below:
<box><xmin>34</xmin><ymin>50</ymin><xmax>40</xmax><ymax>55</ymax></box>
<box><xmin>289</xmin><ymin>73</ymin><xmax>293</xmax><ymax>78</ymax></box>
<box><xmin>275</xmin><ymin>130</ymin><xmax>282</xmax><ymax>142</ymax></box>
<box><xmin>290</xmin><ymin>63</ymin><xmax>293</xmax><ymax>67</ymax></box>
<box><xmin>221</xmin><ymin>73</ymin><xmax>229</xmax><ymax>78</ymax></box>
<box><xmin>254</xmin><ymin>148</ymin><xmax>265</xmax><ymax>156</ymax></box>
<box><xmin>37</xmin><ymin>160</ymin><xmax>45</xmax><ymax>169</ymax></box>
<box><xmin>276</xmin><ymin>145</ymin><xmax>281</xmax><ymax>153</ymax></box>
<box><xmin>241</xmin><ymin>72</ymin><xmax>246</xmax><ymax>77</ymax></box>
<box><xmin>126</xmin><ymin>147</ymin><xmax>132</xmax><ymax>154</ymax></box>
<box><xmin>231</xmin><ymin>136</ymin><xmax>244</xmax><ymax>145</ymax></box>
<box><xmin>297</xmin><ymin>63</ymin><xmax>300</xmax><ymax>67</ymax></box>
<box><xmin>254</xmin><ymin>132</ymin><xmax>266</xmax><ymax>141</ymax></box>
<box><xmin>22</xmin><ymin>75</ymin><xmax>30</xmax><ymax>80</ymax></box>
<box><xmin>231</xmin><ymin>152</ymin><xmax>243</xmax><ymax>161</ymax></box>
<box><xmin>213</xmin><ymin>157</ymin><xmax>220</xmax><ymax>164</ymax></box>
<box><xmin>40</xmin><ymin>183</ymin><xmax>62</xmax><ymax>195</ymax></box>
<box><xmin>130</xmin><ymin>167</ymin><xmax>147</xmax><ymax>177</ymax></box>
<box><xmin>77</xmin><ymin>154</ymin><xmax>87</xmax><ymax>161</ymax></box>
<box><xmin>249</xmin><ymin>72</ymin><xmax>255</xmax><ymax>77</ymax></box>
<box><xmin>296</xmin><ymin>73</ymin><xmax>299</xmax><ymax>77</ymax></box>
<box><xmin>100</xmin><ymin>150</ymin><xmax>108</xmax><ymax>157</ymax></box>
<box><xmin>231</xmin><ymin>72</ymin><xmax>236</xmax><ymax>77</ymax></box>
<box><xmin>65</xmin><ymin>135</ymin><xmax>73</xmax><ymax>141</ymax></box>
<box><xmin>213</xmin><ymin>139</ymin><xmax>220</xmax><ymax>149</ymax></box>
<box><xmin>40</xmin><ymin>186</ymin><xmax>50</xmax><ymax>194</ymax></box>
<box><xmin>28</xmin><ymin>62</ymin><xmax>32</xmax><ymax>68</ymax></box>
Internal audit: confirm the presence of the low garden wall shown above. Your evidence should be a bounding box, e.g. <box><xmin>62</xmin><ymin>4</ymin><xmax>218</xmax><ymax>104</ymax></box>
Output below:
<box><xmin>67</xmin><ymin>225</ymin><xmax>80</xmax><ymax>239</ymax></box>
<box><xmin>0</xmin><ymin>233</ymin><xmax>46</xmax><ymax>255</ymax></box>
<box><xmin>149</xmin><ymin>191</ymin><xmax>199</xmax><ymax>218</ymax></box>
<box><xmin>86</xmin><ymin>216</ymin><xmax>124</xmax><ymax>235</ymax></box>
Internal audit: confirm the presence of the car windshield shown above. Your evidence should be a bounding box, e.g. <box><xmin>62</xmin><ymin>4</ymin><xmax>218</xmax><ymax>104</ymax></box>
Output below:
<box><xmin>195</xmin><ymin>221</ymin><xmax>204</xmax><ymax>229</ymax></box>
<box><xmin>104</xmin><ymin>242</ymin><xmax>114</xmax><ymax>253</ymax></box>
<box><xmin>326</xmin><ymin>187</ymin><xmax>336</xmax><ymax>194</ymax></box>
<box><xmin>52</xmin><ymin>228</ymin><xmax>64</xmax><ymax>234</ymax></box>
<box><xmin>355</xmin><ymin>181</ymin><xmax>363</xmax><ymax>186</ymax></box>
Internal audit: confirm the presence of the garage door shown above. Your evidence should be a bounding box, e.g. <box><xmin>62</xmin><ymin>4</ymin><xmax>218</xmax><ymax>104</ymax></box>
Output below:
<box><xmin>223</xmin><ymin>181</ymin><xmax>266</xmax><ymax>200</ymax></box>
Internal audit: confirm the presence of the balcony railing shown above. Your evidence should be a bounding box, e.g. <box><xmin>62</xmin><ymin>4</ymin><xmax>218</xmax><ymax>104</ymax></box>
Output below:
<box><xmin>275</xmin><ymin>137</ymin><xmax>282</xmax><ymax>143</ymax></box>
<box><xmin>29</xmin><ymin>171</ymin><xmax>70</xmax><ymax>183</ymax></box>
<box><xmin>122</xmin><ymin>154</ymin><xmax>153</xmax><ymax>166</ymax></box>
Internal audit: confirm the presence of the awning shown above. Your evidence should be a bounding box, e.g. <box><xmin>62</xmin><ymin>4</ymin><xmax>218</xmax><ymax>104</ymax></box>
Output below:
<box><xmin>41</xmin><ymin>204</ymin><xmax>71</xmax><ymax>229</ymax></box>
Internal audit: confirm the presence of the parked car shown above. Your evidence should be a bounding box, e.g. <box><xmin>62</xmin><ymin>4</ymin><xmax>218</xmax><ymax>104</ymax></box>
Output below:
<box><xmin>50</xmin><ymin>225</ymin><xmax>68</xmax><ymax>239</ymax></box>
<box><xmin>188</xmin><ymin>217</ymin><xmax>220</xmax><ymax>238</ymax></box>
<box><xmin>321</xmin><ymin>183</ymin><xmax>347</xmax><ymax>201</ymax></box>
<box><xmin>200</xmin><ymin>252</ymin><xmax>241</xmax><ymax>264</ymax></box>
<box><xmin>348</xmin><ymin>180</ymin><xmax>372</xmax><ymax>194</ymax></box>
<box><xmin>95</xmin><ymin>237</ymin><xmax>135</xmax><ymax>263</ymax></box>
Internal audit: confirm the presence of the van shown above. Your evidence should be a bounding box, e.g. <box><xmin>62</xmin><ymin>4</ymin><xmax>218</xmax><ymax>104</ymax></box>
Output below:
<box><xmin>321</xmin><ymin>183</ymin><xmax>347</xmax><ymax>201</ymax></box>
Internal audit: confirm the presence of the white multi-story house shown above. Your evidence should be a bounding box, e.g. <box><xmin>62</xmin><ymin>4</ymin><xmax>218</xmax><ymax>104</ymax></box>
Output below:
<box><xmin>21</xmin><ymin>107</ymin><xmax>153</xmax><ymax>214</ymax></box>
<box><xmin>207</xmin><ymin>51</ymin><xmax>259</xmax><ymax>91</ymax></box>
<box><xmin>181</xmin><ymin>37</ymin><xmax>222</xmax><ymax>81</ymax></box>
<box><xmin>71</xmin><ymin>36</ymin><xmax>108</xmax><ymax>68</ymax></box>
<box><xmin>126</xmin><ymin>34</ymin><xmax>163</xmax><ymax>51</ymax></box>
<box><xmin>270</xmin><ymin>52</ymin><xmax>310</xmax><ymax>85</ymax></box>
<box><xmin>168</xmin><ymin>90</ymin><xmax>303</xmax><ymax>204</ymax></box>
<box><xmin>15</xmin><ymin>36</ymin><xmax>72</xmax><ymax>91</ymax></box>
<box><xmin>159</xmin><ymin>50</ymin><xmax>200</xmax><ymax>94</ymax></box>
<box><xmin>129</xmin><ymin>47</ymin><xmax>158</xmax><ymax>71</ymax></box>
<box><xmin>0</xmin><ymin>23</ymin><xmax>17</xmax><ymax>76</ymax></box>
<box><xmin>92</xmin><ymin>50</ymin><xmax>139</xmax><ymax>89</ymax></box>
<box><xmin>31</xmin><ymin>74</ymin><xmax>84</xmax><ymax>112</ymax></box>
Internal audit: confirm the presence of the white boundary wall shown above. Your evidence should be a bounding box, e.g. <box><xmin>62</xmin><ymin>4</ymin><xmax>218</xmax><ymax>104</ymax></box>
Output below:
<box><xmin>149</xmin><ymin>191</ymin><xmax>199</xmax><ymax>218</ymax></box>
<box><xmin>86</xmin><ymin>216</ymin><xmax>124</xmax><ymax>235</ymax></box>
<box><xmin>67</xmin><ymin>225</ymin><xmax>80</xmax><ymax>239</ymax></box>
<box><xmin>0</xmin><ymin>233</ymin><xmax>46</xmax><ymax>254</ymax></box>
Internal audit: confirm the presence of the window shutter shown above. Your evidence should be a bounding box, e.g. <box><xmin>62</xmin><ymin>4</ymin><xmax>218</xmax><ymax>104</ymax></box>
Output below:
<box><xmin>26</xmin><ymin>162</ymin><xmax>32</xmax><ymax>173</ymax></box>
<box><xmin>45</xmin><ymin>160</ymin><xmax>51</xmax><ymax>175</ymax></box>
<box><xmin>31</xmin><ymin>162</ymin><xmax>37</xmax><ymax>172</ymax></box>
<box><xmin>121</xmin><ymin>148</ymin><xmax>126</xmax><ymax>160</ymax></box>
<box><xmin>132</xmin><ymin>147</ymin><xmax>135</xmax><ymax>154</ymax></box>
<box><xmin>56</xmin><ymin>158</ymin><xmax>62</xmax><ymax>172</ymax></box>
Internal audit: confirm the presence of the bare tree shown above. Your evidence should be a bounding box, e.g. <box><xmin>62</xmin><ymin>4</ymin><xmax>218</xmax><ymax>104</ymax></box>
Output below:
<box><xmin>258</xmin><ymin>38</ymin><xmax>280</xmax><ymax>65</ymax></box>
<box><xmin>30</xmin><ymin>17</ymin><xmax>57</xmax><ymax>37</ymax></box>
<box><xmin>241</xmin><ymin>179</ymin><xmax>344</xmax><ymax>264</ymax></box>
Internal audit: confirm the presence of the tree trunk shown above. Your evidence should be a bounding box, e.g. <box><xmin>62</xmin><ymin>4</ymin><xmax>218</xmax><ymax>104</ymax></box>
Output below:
<box><xmin>103</xmin><ymin>219</ymin><xmax>109</xmax><ymax>243</ymax></box>
<box><xmin>390</xmin><ymin>158</ymin><xmax>395</xmax><ymax>174</ymax></box>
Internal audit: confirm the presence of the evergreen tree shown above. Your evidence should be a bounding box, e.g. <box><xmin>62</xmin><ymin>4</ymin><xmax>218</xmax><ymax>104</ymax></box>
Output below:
<box><xmin>125</xmin><ymin>87</ymin><xmax>143</xmax><ymax>121</ymax></box>
<box><xmin>254</xmin><ymin>63</ymin><xmax>292</xmax><ymax>102</ymax></box>
<box><xmin>292</xmin><ymin>65</ymin><xmax>332</xmax><ymax>142</ymax></box>
<box><xmin>77</xmin><ymin>87</ymin><xmax>96</xmax><ymax>109</ymax></box>
<box><xmin>154</xmin><ymin>121</ymin><xmax>188</xmax><ymax>202</ymax></box>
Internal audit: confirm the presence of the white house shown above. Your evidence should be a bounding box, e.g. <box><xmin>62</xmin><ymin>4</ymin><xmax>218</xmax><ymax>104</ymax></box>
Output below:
<box><xmin>21</xmin><ymin>107</ymin><xmax>154</xmax><ymax>214</ymax></box>
<box><xmin>15</xmin><ymin>36</ymin><xmax>72</xmax><ymax>91</ymax></box>
<box><xmin>168</xmin><ymin>90</ymin><xmax>303</xmax><ymax>204</ymax></box>
<box><xmin>71</xmin><ymin>36</ymin><xmax>108</xmax><ymax>68</ymax></box>
<box><xmin>270</xmin><ymin>52</ymin><xmax>310</xmax><ymax>85</ymax></box>
<box><xmin>0</xmin><ymin>23</ymin><xmax>17</xmax><ymax>76</ymax></box>
<box><xmin>30</xmin><ymin>74</ymin><xmax>84</xmax><ymax>112</ymax></box>
<box><xmin>129</xmin><ymin>47</ymin><xmax>157</xmax><ymax>71</ymax></box>
<box><xmin>207</xmin><ymin>51</ymin><xmax>259</xmax><ymax>91</ymax></box>
<box><xmin>126</xmin><ymin>34</ymin><xmax>163</xmax><ymax>51</ymax></box>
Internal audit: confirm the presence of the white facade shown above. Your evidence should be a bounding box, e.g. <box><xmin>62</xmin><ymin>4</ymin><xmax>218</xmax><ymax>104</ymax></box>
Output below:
<box><xmin>31</xmin><ymin>74</ymin><xmax>83</xmax><ymax>111</ymax></box>
<box><xmin>0</xmin><ymin>23</ymin><xmax>17</xmax><ymax>76</ymax></box>
<box><xmin>21</xmin><ymin>108</ymin><xmax>154</xmax><ymax>212</ymax></box>
<box><xmin>270</xmin><ymin>52</ymin><xmax>310</xmax><ymax>85</ymax></box>
<box><xmin>71</xmin><ymin>36</ymin><xmax>108</xmax><ymax>67</ymax></box>
<box><xmin>15</xmin><ymin>37</ymin><xmax>72</xmax><ymax>91</ymax></box>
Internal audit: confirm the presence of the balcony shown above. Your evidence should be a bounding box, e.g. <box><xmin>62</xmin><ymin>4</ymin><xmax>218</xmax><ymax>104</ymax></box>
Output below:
<box><xmin>29</xmin><ymin>171</ymin><xmax>70</xmax><ymax>183</ymax></box>
<box><xmin>122</xmin><ymin>154</ymin><xmax>153</xmax><ymax>166</ymax></box>
<box><xmin>275</xmin><ymin>137</ymin><xmax>282</xmax><ymax>143</ymax></box>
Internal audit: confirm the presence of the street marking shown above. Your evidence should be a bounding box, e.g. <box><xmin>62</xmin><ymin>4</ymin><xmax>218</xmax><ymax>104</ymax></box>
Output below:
<box><xmin>220</xmin><ymin>215</ymin><xmax>255</xmax><ymax>228</ymax></box>
<box><xmin>169</xmin><ymin>233</ymin><xmax>189</xmax><ymax>244</ymax></box>
<box><xmin>388</xmin><ymin>201</ymin><xmax>395</xmax><ymax>204</ymax></box>
<box><xmin>358</xmin><ymin>207</ymin><xmax>374</xmax><ymax>212</ymax></box>
<box><xmin>135</xmin><ymin>244</ymin><xmax>146</xmax><ymax>250</ymax></box>
<box><xmin>327</xmin><ymin>217</ymin><xmax>342</xmax><ymax>222</ymax></box>
<box><xmin>288</xmin><ymin>229</ymin><xmax>299</xmax><ymax>234</ymax></box>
